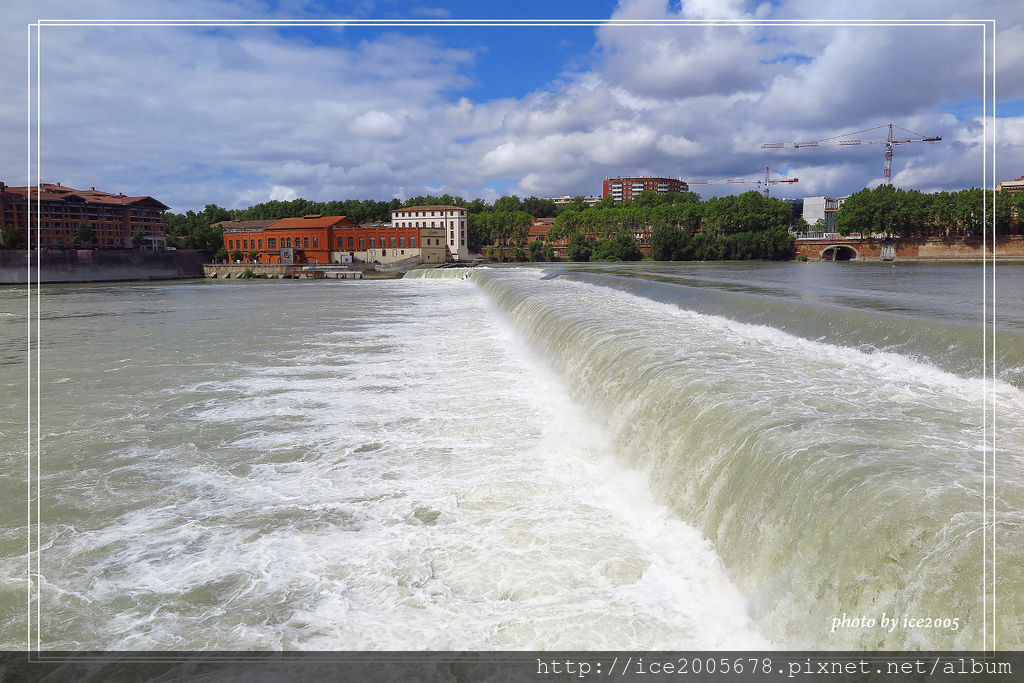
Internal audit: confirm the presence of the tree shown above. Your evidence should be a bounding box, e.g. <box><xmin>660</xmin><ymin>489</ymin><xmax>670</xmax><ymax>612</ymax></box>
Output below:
<box><xmin>247</xmin><ymin>250</ymin><xmax>259</xmax><ymax>262</ymax></box>
<box><xmin>74</xmin><ymin>221</ymin><xmax>96</xmax><ymax>245</ymax></box>
<box><xmin>543</xmin><ymin>242</ymin><xmax>555</xmax><ymax>261</ymax></box>
<box><xmin>522</xmin><ymin>196</ymin><xmax>557</xmax><ymax>217</ymax></box>
<box><xmin>131</xmin><ymin>228</ymin><xmax>147</xmax><ymax>248</ymax></box>
<box><xmin>213</xmin><ymin>247</ymin><xmax>228</xmax><ymax>262</ymax></box>
<box><xmin>230</xmin><ymin>249</ymin><xmax>243</xmax><ymax>262</ymax></box>
<box><xmin>1</xmin><ymin>224</ymin><xmax>24</xmax><ymax>249</ymax></box>
<box><xmin>566</xmin><ymin>232</ymin><xmax>592</xmax><ymax>262</ymax></box>
<box><xmin>592</xmin><ymin>228</ymin><xmax>642</xmax><ymax>261</ymax></box>
<box><xmin>650</xmin><ymin>224</ymin><xmax>689</xmax><ymax>260</ymax></box>
<box><xmin>493</xmin><ymin>195</ymin><xmax>523</xmax><ymax>213</ymax></box>
<box><xmin>527</xmin><ymin>240</ymin><xmax>545</xmax><ymax>261</ymax></box>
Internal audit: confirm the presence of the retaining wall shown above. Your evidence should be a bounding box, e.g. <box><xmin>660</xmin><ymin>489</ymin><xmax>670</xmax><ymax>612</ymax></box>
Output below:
<box><xmin>0</xmin><ymin>249</ymin><xmax>209</xmax><ymax>284</ymax></box>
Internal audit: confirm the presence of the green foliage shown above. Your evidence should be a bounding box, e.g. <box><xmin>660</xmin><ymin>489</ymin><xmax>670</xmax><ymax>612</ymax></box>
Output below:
<box><xmin>703</xmin><ymin>191</ymin><xmax>791</xmax><ymax>235</ymax></box>
<box><xmin>527</xmin><ymin>240</ymin><xmax>546</xmax><ymax>261</ymax></box>
<box><xmin>522</xmin><ymin>196</ymin><xmax>557</xmax><ymax>217</ymax></box>
<box><xmin>650</xmin><ymin>224</ymin><xmax>689</xmax><ymax>261</ymax></box>
<box><xmin>1</xmin><ymin>224</ymin><xmax>24</xmax><ymax>249</ymax></box>
<box><xmin>131</xmin><ymin>227</ymin><xmax>147</xmax><ymax>248</ymax></box>
<box><xmin>229</xmin><ymin>249</ymin><xmax>243</xmax><ymax>262</ymax></box>
<box><xmin>247</xmin><ymin>250</ymin><xmax>259</xmax><ymax>262</ymax></box>
<box><xmin>240</xmin><ymin>267</ymin><xmax>254</xmax><ymax>279</ymax></box>
<box><xmin>592</xmin><ymin>228</ymin><xmax>642</xmax><ymax>261</ymax></box>
<box><xmin>74</xmin><ymin>221</ymin><xmax>96</xmax><ymax>244</ymax></box>
<box><xmin>566</xmin><ymin>232</ymin><xmax>593</xmax><ymax>262</ymax></box>
<box><xmin>213</xmin><ymin>247</ymin><xmax>228</xmax><ymax>262</ymax></box>
<box><xmin>543</xmin><ymin>242</ymin><xmax>555</xmax><ymax>262</ymax></box>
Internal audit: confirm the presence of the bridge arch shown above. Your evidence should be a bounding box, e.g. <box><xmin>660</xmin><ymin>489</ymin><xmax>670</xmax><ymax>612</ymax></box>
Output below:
<box><xmin>820</xmin><ymin>244</ymin><xmax>859</xmax><ymax>261</ymax></box>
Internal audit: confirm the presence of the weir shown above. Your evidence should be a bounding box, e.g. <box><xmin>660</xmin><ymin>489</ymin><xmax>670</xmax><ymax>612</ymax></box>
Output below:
<box><xmin>411</xmin><ymin>267</ymin><xmax>1024</xmax><ymax>650</ymax></box>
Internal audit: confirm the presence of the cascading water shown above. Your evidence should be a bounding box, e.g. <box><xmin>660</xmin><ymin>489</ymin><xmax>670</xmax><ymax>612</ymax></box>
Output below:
<box><xmin>411</xmin><ymin>266</ymin><xmax>1024</xmax><ymax>649</ymax></box>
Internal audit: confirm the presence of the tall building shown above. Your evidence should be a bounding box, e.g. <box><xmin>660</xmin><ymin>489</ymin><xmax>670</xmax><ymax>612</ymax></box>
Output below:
<box><xmin>391</xmin><ymin>205</ymin><xmax>469</xmax><ymax>261</ymax></box>
<box><xmin>0</xmin><ymin>181</ymin><xmax>168</xmax><ymax>249</ymax></box>
<box><xmin>601</xmin><ymin>176</ymin><xmax>689</xmax><ymax>202</ymax></box>
<box><xmin>802</xmin><ymin>196</ymin><xmax>847</xmax><ymax>232</ymax></box>
<box><xmin>996</xmin><ymin>176</ymin><xmax>1024</xmax><ymax>193</ymax></box>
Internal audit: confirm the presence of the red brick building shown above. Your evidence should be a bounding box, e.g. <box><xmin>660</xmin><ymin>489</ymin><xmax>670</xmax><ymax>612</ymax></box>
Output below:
<box><xmin>602</xmin><ymin>176</ymin><xmax>688</xmax><ymax>202</ymax></box>
<box><xmin>221</xmin><ymin>215</ymin><xmax>446</xmax><ymax>265</ymax></box>
<box><xmin>0</xmin><ymin>181</ymin><xmax>168</xmax><ymax>249</ymax></box>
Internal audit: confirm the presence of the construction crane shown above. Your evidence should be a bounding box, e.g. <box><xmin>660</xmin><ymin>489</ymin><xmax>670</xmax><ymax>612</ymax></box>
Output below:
<box><xmin>687</xmin><ymin>166</ymin><xmax>798</xmax><ymax>197</ymax></box>
<box><xmin>762</xmin><ymin>123</ymin><xmax>941</xmax><ymax>184</ymax></box>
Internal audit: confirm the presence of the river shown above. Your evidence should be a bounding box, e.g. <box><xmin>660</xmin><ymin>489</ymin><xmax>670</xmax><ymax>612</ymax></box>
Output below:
<box><xmin>1</xmin><ymin>260</ymin><xmax>1021</xmax><ymax>650</ymax></box>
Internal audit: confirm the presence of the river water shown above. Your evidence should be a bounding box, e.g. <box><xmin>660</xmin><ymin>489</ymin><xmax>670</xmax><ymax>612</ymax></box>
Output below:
<box><xmin>0</xmin><ymin>261</ymin><xmax>1021</xmax><ymax>651</ymax></box>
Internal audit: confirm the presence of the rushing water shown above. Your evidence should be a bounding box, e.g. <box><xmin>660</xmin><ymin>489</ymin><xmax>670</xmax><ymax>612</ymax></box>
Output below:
<box><xmin>0</xmin><ymin>261</ymin><xmax>1021</xmax><ymax>651</ymax></box>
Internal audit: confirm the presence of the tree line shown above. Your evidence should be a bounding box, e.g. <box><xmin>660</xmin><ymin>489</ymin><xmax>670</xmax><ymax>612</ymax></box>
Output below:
<box><xmin>833</xmin><ymin>185</ymin><xmax>1024</xmax><ymax>238</ymax></box>
<box><xmin>160</xmin><ymin>184</ymin><xmax>1024</xmax><ymax>258</ymax></box>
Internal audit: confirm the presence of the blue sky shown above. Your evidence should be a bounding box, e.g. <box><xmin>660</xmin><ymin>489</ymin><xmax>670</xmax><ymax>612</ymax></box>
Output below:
<box><xmin>3</xmin><ymin>1</ymin><xmax>1023</xmax><ymax>211</ymax></box>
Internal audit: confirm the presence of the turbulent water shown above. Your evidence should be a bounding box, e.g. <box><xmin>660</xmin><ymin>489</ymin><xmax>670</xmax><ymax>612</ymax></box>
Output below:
<box><xmin>1</xmin><ymin>261</ymin><xmax>1021</xmax><ymax>651</ymax></box>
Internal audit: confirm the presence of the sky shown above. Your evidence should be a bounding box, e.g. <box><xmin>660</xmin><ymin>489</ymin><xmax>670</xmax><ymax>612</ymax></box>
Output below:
<box><xmin>3</xmin><ymin>1</ymin><xmax>1023</xmax><ymax>213</ymax></box>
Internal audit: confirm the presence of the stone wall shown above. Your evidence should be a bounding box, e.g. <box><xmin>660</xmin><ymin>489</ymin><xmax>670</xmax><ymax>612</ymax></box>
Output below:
<box><xmin>793</xmin><ymin>236</ymin><xmax>1024</xmax><ymax>261</ymax></box>
<box><xmin>0</xmin><ymin>249</ymin><xmax>209</xmax><ymax>284</ymax></box>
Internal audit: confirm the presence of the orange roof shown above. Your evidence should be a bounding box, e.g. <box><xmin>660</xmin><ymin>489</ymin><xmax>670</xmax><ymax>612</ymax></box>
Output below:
<box><xmin>393</xmin><ymin>205</ymin><xmax>466</xmax><ymax>212</ymax></box>
<box><xmin>268</xmin><ymin>215</ymin><xmax>356</xmax><ymax>229</ymax></box>
<box><xmin>1</xmin><ymin>183</ymin><xmax>168</xmax><ymax>208</ymax></box>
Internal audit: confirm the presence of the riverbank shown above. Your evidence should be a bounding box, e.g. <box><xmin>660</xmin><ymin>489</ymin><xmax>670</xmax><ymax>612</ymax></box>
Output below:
<box><xmin>793</xmin><ymin>234</ymin><xmax>1024</xmax><ymax>261</ymax></box>
<box><xmin>0</xmin><ymin>249</ymin><xmax>209</xmax><ymax>284</ymax></box>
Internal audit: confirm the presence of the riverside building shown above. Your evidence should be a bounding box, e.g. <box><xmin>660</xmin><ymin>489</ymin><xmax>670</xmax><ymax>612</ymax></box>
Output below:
<box><xmin>391</xmin><ymin>205</ymin><xmax>470</xmax><ymax>261</ymax></box>
<box><xmin>601</xmin><ymin>176</ymin><xmax>689</xmax><ymax>202</ymax></box>
<box><xmin>0</xmin><ymin>181</ymin><xmax>169</xmax><ymax>249</ymax></box>
<box><xmin>221</xmin><ymin>214</ymin><xmax>447</xmax><ymax>266</ymax></box>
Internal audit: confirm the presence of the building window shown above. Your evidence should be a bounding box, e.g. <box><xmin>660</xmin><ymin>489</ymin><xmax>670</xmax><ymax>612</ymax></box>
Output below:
<box><xmin>337</xmin><ymin>237</ymin><xmax>343</xmax><ymax>248</ymax></box>
<box><xmin>304</xmin><ymin>237</ymin><xmax>310</xmax><ymax>248</ymax></box>
<box><xmin>312</xmin><ymin>237</ymin><xmax>318</xmax><ymax>248</ymax></box>
<box><xmin>370</xmin><ymin>236</ymin><xmax>376</xmax><ymax>248</ymax></box>
<box><xmin>268</xmin><ymin>238</ymin><xmax>276</xmax><ymax>249</ymax></box>
<box><xmin>348</xmin><ymin>236</ymin><xmax>354</xmax><ymax>249</ymax></box>
<box><xmin>359</xmin><ymin>236</ymin><xmax>365</xmax><ymax>248</ymax></box>
<box><xmin>409</xmin><ymin>237</ymin><xmax>415</xmax><ymax>248</ymax></box>
<box><xmin>389</xmin><ymin>236</ymin><xmax>396</xmax><ymax>247</ymax></box>
<box><xmin>258</xmin><ymin>239</ymin><xmax>263</xmax><ymax>249</ymax></box>
<box><xmin>399</xmin><ymin>236</ymin><xmax>405</xmax><ymax>248</ymax></box>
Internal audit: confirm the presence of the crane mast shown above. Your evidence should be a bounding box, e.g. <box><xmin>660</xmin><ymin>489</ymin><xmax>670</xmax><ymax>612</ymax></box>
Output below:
<box><xmin>761</xmin><ymin>123</ymin><xmax>941</xmax><ymax>183</ymax></box>
<box><xmin>687</xmin><ymin>166</ymin><xmax>798</xmax><ymax>197</ymax></box>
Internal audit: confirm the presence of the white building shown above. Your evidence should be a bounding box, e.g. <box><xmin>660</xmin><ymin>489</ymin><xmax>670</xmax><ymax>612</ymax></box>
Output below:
<box><xmin>802</xmin><ymin>196</ymin><xmax>847</xmax><ymax>232</ymax></box>
<box><xmin>391</xmin><ymin>205</ymin><xmax>470</xmax><ymax>261</ymax></box>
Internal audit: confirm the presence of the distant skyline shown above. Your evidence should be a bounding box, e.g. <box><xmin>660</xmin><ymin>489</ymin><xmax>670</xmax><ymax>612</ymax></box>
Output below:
<box><xmin>4</xmin><ymin>1</ymin><xmax>1022</xmax><ymax>213</ymax></box>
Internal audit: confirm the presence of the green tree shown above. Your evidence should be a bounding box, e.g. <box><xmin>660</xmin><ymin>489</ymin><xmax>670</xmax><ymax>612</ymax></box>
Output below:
<box><xmin>566</xmin><ymin>232</ymin><xmax>592</xmax><ymax>262</ymax></box>
<box><xmin>493</xmin><ymin>195</ymin><xmax>523</xmax><ymax>213</ymax></box>
<box><xmin>1</xmin><ymin>224</ymin><xmax>25</xmax><ymax>249</ymax></box>
<box><xmin>247</xmin><ymin>250</ymin><xmax>259</xmax><ymax>262</ymax></box>
<box><xmin>543</xmin><ymin>242</ymin><xmax>555</xmax><ymax>261</ymax></box>
<box><xmin>131</xmin><ymin>228</ymin><xmax>147</xmax><ymax>248</ymax></box>
<box><xmin>213</xmin><ymin>247</ymin><xmax>228</xmax><ymax>262</ymax></box>
<box><xmin>650</xmin><ymin>224</ymin><xmax>689</xmax><ymax>260</ymax></box>
<box><xmin>74</xmin><ymin>221</ymin><xmax>96</xmax><ymax>245</ymax></box>
<box><xmin>527</xmin><ymin>240</ymin><xmax>545</xmax><ymax>261</ymax></box>
<box><xmin>591</xmin><ymin>228</ymin><xmax>642</xmax><ymax>261</ymax></box>
<box><xmin>230</xmin><ymin>249</ymin><xmax>243</xmax><ymax>262</ymax></box>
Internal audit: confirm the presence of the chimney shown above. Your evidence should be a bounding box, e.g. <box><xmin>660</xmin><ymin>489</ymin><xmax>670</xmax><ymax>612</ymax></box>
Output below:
<box><xmin>91</xmin><ymin>186</ymin><xmax>95</xmax><ymax>191</ymax></box>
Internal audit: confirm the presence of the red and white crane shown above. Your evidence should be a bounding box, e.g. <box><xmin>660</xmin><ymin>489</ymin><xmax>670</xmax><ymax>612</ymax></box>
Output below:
<box><xmin>761</xmin><ymin>123</ymin><xmax>941</xmax><ymax>184</ymax></box>
<box><xmin>687</xmin><ymin>166</ymin><xmax>798</xmax><ymax>197</ymax></box>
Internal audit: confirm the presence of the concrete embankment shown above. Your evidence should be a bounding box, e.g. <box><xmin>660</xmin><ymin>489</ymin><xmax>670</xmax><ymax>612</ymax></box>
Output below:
<box><xmin>0</xmin><ymin>249</ymin><xmax>209</xmax><ymax>284</ymax></box>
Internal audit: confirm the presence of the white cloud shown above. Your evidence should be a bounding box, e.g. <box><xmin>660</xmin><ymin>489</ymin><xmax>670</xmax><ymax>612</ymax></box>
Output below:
<box><xmin>2</xmin><ymin>0</ymin><xmax>1022</xmax><ymax>210</ymax></box>
<box><xmin>269</xmin><ymin>185</ymin><xmax>298</xmax><ymax>201</ymax></box>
